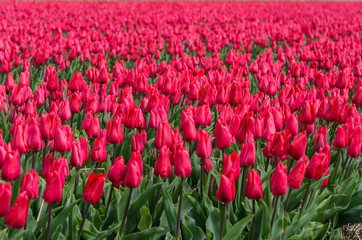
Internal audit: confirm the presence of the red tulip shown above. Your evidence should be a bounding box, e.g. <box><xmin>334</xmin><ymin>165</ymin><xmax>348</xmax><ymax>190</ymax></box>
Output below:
<box><xmin>203</xmin><ymin>158</ymin><xmax>213</xmax><ymax>172</ymax></box>
<box><xmin>174</xmin><ymin>145</ymin><xmax>192</xmax><ymax>178</ymax></box>
<box><xmin>124</xmin><ymin>158</ymin><xmax>142</xmax><ymax>188</ymax></box>
<box><xmin>0</xmin><ymin>182</ymin><xmax>12</xmax><ymax>217</ymax></box>
<box><xmin>314</xmin><ymin>125</ymin><xmax>327</xmax><ymax>151</ymax></box>
<box><xmin>270</xmin><ymin>162</ymin><xmax>287</xmax><ymax>196</ymax></box>
<box><xmin>55</xmin><ymin>125</ymin><xmax>73</xmax><ymax>153</ymax></box>
<box><xmin>2</xmin><ymin>149</ymin><xmax>20</xmax><ymax>181</ymax></box>
<box><xmin>222</xmin><ymin>152</ymin><xmax>240</xmax><ymax>181</ymax></box>
<box><xmin>245</xmin><ymin>169</ymin><xmax>263</xmax><ymax>200</ymax></box>
<box><xmin>131</xmin><ymin>130</ymin><xmax>147</xmax><ymax>154</ymax></box>
<box><xmin>70</xmin><ymin>137</ymin><xmax>89</xmax><ymax>167</ymax></box>
<box><xmin>46</xmin><ymin>69</ymin><xmax>59</xmax><ymax>92</ymax></box>
<box><xmin>154</xmin><ymin>121</ymin><xmax>173</xmax><ymax>149</ymax></box>
<box><xmin>125</xmin><ymin>106</ymin><xmax>146</xmax><ymax>129</ymax></box>
<box><xmin>27</xmin><ymin>119</ymin><xmax>44</xmax><ymax>151</ymax></box>
<box><xmin>69</xmin><ymin>72</ymin><xmax>86</xmax><ymax>92</ymax></box>
<box><xmin>288</xmin><ymin>131</ymin><xmax>307</xmax><ymax>160</ymax></box>
<box><xmin>42</xmin><ymin>154</ymin><xmax>54</xmax><ymax>179</ymax></box>
<box><xmin>239</xmin><ymin>141</ymin><xmax>255</xmax><ymax>168</ymax></box>
<box><xmin>83</xmin><ymin>173</ymin><xmax>106</xmax><ymax>204</ymax></box>
<box><xmin>196</xmin><ymin>129</ymin><xmax>212</xmax><ymax>159</ymax></box>
<box><xmin>288</xmin><ymin>156</ymin><xmax>308</xmax><ymax>189</ymax></box>
<box><xmin>107</xmin><ymin>156</ymin><xmax>126</xmax><ymax>183</ymax></box>
<box><xmin>5</xmin><ymin>192</ymin><xmax>29</xmax><ymax>229</ymax></box>
<box><xmin>69</xmin><ymin>92</ymin><xmax>82</xmax><ymax>113</ymax></box>
<box><xmin>11</xmin><ymin>122</ymin><xmax>28</xmax><ymax>154</ymax></box>
<box><xmin>106</xmin><ymin>117</ymin><xmax>124</xmax><ymax>145</ymax></box>
<box><xmin>91</xmin><ymin>130</ymin><xmax>108</xmax><ymax>163</ymax></box>
<box><xmin>285</xmin><ymin>112</ymin><xmax>299</xmax><ymax>135</ymax></box>
<box><xmin>50</xmin><ymin>157</ymin><xmax>70</xmax><ymax>186</ymax></box>
<box><xmin>154</xmin><ymin>146</ymin><xmax>171</xmax><ymax>179</ymax></box>
<box><xmin>181</xmin><ymin>112</ymin><xmax>197</xmax><ymax>142</ymax></box>
<box><xmin>58</xmin><ymin>100</ymin><xmax>72</xmax><ymax>121</ymax></box>
<box><xmin>216</xmin><ymin>172</ymin><xmax>236</xmax><ymax>203</ymax></box>
<box><xmin>347</xmin><ymin>138</ymin><xmax>362</xmax><ymax>159</ymax></box>
<box><xmin>87</xmin><ymin>115</ymin><xmax>101</xmax><ymax>139</ymax></box>
<box><xmin>40</xmin><ymin>112</ymin><xmax>61</xmax><ymax>140</ymax></box>
<box><xmin>213</xmin><ymin>117</ymin><xmax>232</xmax><ymax>150</ymax></box>
<box><xmin>20</xmin><ymin>169</ymin><xmax>39</xmax><ymax>199</ymax></box>
<box><xmin>269</xmin><ymin>130</ymin><xmax>291</xmax><ymax>157</ymax></box>
<box><xmin>43</xmin><ymin>171</ymin><xmax>63</xmax><ymax>204</ymax></box>
<box><xmin>305</xmin><ymin>153</ymin><xmax>326</xmax><ymax>181</ymax></box>
<box><xmin>299</xmin><ymin>101</ymin><xmax>316</xmax><ymax>125</ymax></box>
<box><xmin>333</xmin><ymin>125</ymin><xmax>348</xmax><ymax>149</ymax></box>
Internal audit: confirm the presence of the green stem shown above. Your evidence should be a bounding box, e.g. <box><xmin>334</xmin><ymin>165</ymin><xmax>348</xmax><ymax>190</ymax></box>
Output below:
<box><xmin>220</xmin><ymin>202</ymin><xmax>228</xmax><ymax>239</ymax></box>
<box><xmin>300</xmin><ymin>181</ymin><xmax>311</xmax><ymax>217</ymax></box>
<box><xmin>46</xmin><ymin>204</ymin><xmax>52</xmax><ymax>240</ymax></box>
<box><xmin>240</xmin><ymin>168</ymin><xmax>248</xmax><ymax>202</ymax></box>
<box><xmin>105</xmin><ymin>183</ymin><xmax>114</xmax><ymax>217</ymax></box>
<box><xmin>270</xmin><ymin>196</ymin><xmax>279</xmax><ymax>231</ymax></box>
<box><xmin>200</xmin><ymin>159</ymin><xmax>205</xmax><ymax>200</ymax></box>
<box><xmin>251</xmin><ymin>200</ymin><xmax>256</xmax><ymax>240</ymax></box>
<box><xmin>284</xmin><ymin>189</ymin><xmax>292</xmax><ymax>212</ymax></box>
<box><xmin>78</xmin><ymin>204</ymin><xmax>90</xmax><ymax>240</ymax></box>
<box><xmin>119</xmin><ymin>188</ymin><xmax>133</xmax><ymax>237</ymax></box>
<box><xmin>176</xmin><ymin>178</ymin><xmax>184</xmax><ymax>239</ymax></box>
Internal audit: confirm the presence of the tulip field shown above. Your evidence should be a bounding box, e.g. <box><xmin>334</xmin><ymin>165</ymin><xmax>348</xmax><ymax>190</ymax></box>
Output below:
<box><xmin>0</xmin><ymin>1</ymin><xmax>362</xmax><ymax>239</ymax></box>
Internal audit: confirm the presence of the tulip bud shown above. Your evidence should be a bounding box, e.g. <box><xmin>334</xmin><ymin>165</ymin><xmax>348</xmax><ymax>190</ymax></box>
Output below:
<box><xmin>239</xmin><ymin>141</ymin><xmax>255</xmax><ymax>168</ymax></box>
<box><xmin>213</xmin><ymin>117</ymin><xmax>232</xmax><ymax>150</ymax></box>
<box><xmin>107</xmin><ymin>156</ymin><xmax>126</xmax><ymax>183</ymax></box>
<box><xmin>285</xmin><ymin>112</ymin><xmax>299</xmax><ymax>135</ymax></box>
<box><xmin>288</xmin><ymin>156</ymin><xmax>308</xmax><ymax>189</ymax></box>
<box><xmin>216</xmin><ymin>172</ymin><xmax>236</xmax><ymax>203</ymax></box>
<box><xmin>58</xmin><ymin>100</ymin><xmax>72</xmax><ymax>122</ymax></box>
<box><xmin>196</xmin><ymin>129</ymin><xmax>212</xmax><ymax>159</ymax></box>
<box><xmin>181</xmin><ymin>112</ymin><xmax>197</xmax><ymax>142</ymax></box>
<box><xmin>124</xmin><ymin>159</ymin><xmax>142</xmax><ymax>188</ymax></box>
<box><xmin>270</xmin><ymin>162</ymin><xmax>287</xmax><ymax>196</ymax></box>
<box><xmin>83</xmin><ymin>173</ymin><xmax>106</xmax><ymax>204</ymax></box>
<box><xmin>314</xmin><ymin>125</ymin><xmax>327</xmax><ymax>151</ymax></box>
<box><xmin>20</xmin><ymin>169</ymin><xmax>39</xmax><ymax>199</ymax></box>
<box><xmin>174</xmin><ymin>146</ymin><xmax>191</xmax><ymax>178</ymax></box>
<box><xmin>245</xmin><ymin>169</ymin><xmax>263</xmax><ymax>200</ymax></box>
<box><xmin>154</xmin><ymin>146</ymin><xmax>171</xmax><ymax>179</ymax></box>
<box><xmin>106</xmin><ymin>117</ymin><xmax>124</xmax><ymax>145</ymax></box>
<box><xmin>69</xmin><ymin>72</ymin><xmax>86</xmax><ymax>92</ymax></box>
<box><xmin>42</xmin><ymin>154</ymin><xmax>54</xmax><ymax>179</ymax></box>
<box><xmin>203</xmin><ymin>158</ymin><xmax>213</xmax><ymax>172</ymax></box>
<box><xmin>11</xmin><ymin>122</ymin><xmax>28</xmax><ymax>154</ymax></box>
<box><xmin>131</xmin><ymin>130</ymin><xmax>147</xmax><ymax>154</ymax></box>
<box><xmin>333</xmin><ymin>125</ymin><xmax>349</xmax><ymax>149</ymax></box>
<box><xmin>87</xmin><ymin>115</ymin><xmax>101</xmax><ymax>139</ymax></box>
<box><xmin>69</xmin><ymin>92</ymin><xmax>82</xmax><ymax>113</ymax></box>
<box><xmin>40</xmin><ymin>112</ymin><xmax>60</xmax><ymax>140</ymax></box>
<box><xmin>27</xmin><ymin>119</ymin><xmax>44</xmax><ymax>151</ymax></box>
<box><xmin>347</xmin><ymin>138</ymin><xmax>362</xmax><ymax>158</ymax></box>
<box><xmin>55</xmin><ymin>125</ymin><xmax>73</xmax><ymax>153</ymax></box>
<box><xmin>70</xmin><ymin>137</ymin><xmax>89</xmax><ymax>167</ymax></box>
<box><xmin>299</xmin><ymin>101</ymin><xmax>316</xmax><ymax>125</ymax></box>
<box><xmin>222</xmin><ymin>152</ymin><xmax>240</xmax><ymax>181</ymax></box>
<box><xmin>154</xmin><ymin>121</ymin><xmax>173</xmax><ymax>149</ymax></box>
<box><xmin>288</xmin><ymin>131</ymin><xmax>307</xmax><ymax>160</ymax></box>
<box><xmin>43</xmin><ymin>171</ymin><xmax>63</xmax><ymax>204</ymax></box>
<box><xmin>305</xmin><ymin>153</ymin><xmax>326</xmax><ymax>181</ymax></box>
<box><xmin>0</xmin><ymin>182</ymin><xmax>12</xmax><ymax>217</ymax></box>
<box><xmin>269</xmin><ymin>130</ymin><xmax>291</xmax><ymax>157</ymax></box>
<box><xmin>2</xmin><ymin>149</ymin><xmax>20</xmax><ymax>181</ymax></box>
<box><xmin>5</xmin><ymin>192</ymin><xmax>29</xmax><ymax>229</ymax></box>
<box><xmin>91</xmin><ymin>130</ymin><xmax>107</xmax><ymax>163</ymax></box>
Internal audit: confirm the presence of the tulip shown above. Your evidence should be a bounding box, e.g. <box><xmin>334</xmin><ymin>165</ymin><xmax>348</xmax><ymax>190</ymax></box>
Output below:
<box><xmin>222</xmin><ymin>152</ymin><xmax>240</xmax><ymax>181</ymax></box>
<box><xmin>69</xmin><ymin>72</ymin><xmax>86</xmax><ymax>92</ymax></box>
<box><xmin>91</xmin><ymin>130</ymin><xmax>107</xmax><ymax>163</ymax></box>
<box><xmin>11</xmin><ymin>122</ymin><xmax>28</xmax><ymax>154</ymax></box>
<box><xmin>124</xmin><ymin>159</ymin><xmax>142</xmax><ymax>188</ymax></box>
<box><xmin>314</xmin><ymin>125</ymin><xmax>327</xmax><ymax>151</ymax></box>
<box><xmin>269</xmin><ymin>130</ymin><xmax>291</xmax><ymax>157</ymax></box>
<box><xmin>0</xmin><ymin>182</ymin><xmax>12</xmax><ymax>217</ymax></box>
<box><xmin>245</xmin><ymin>169</ymin><xmax>263</xmax><ymax>200</ymax></box>
<box><xmin>196</xmin><ymin>129</ymin><xmax>212</xmax><ymax>159</ymax></box>
<box><xmin>40</xmin><ymin>112</ymin><xmax>60</xmax><ymax>140</ymax></box>
<box><xmin>216</xmin><ymin>172</ymin><xmax>236</xmax><ymax>203</ymax></box>
<box><xmin>181</xmin><ymin>112</ymin><xmax>197</xmax><ymax>142</ymax></box>
<box><xmin>42</xmin><ymin>154</ymin><xmax>54</xmax><ymax>179</ymax></box>
<box><xmin>131</xmin><ymin>130</ymin><xmax>147</xmax><ymax>154</ymax></box>
<box><xmin>107</xmin><ymin>156</ymin><xmax>126</xmax><ymax>183</ymax></box>
<box><xmin>270</xmin><ymin>162</ymin><xmax>287</xmax><ymax>196</ymax></box>
<box><xmin>83</xmin><ymin>173</ymin><xmax>106</xmax><ymax>205</ymax></box>
<box><xmin>125</xmin><ymin>106</ymin><xmax>146</xmax><ymax>129</ymax></box>
<box><xmin>305</xmin><ymin>153</ymin><xmax>326</xmax><ymax>181</ymax></box>
<box><xmin>54</xmin><ymin>125</ymin><xmax>73</xmax><ymax>153</ymax></box>
<box><xmin>106</xmin><ymin>117</ymin><xmax>124</xmax><ymax>145</ymax></box>
<box><xmin>87</xmin><ymin>115</ymin><xmax>101</xmax><ymax>139</ymax></box>
<box><xmin>154</xmin><ymin>146</ymin><xmax>171</xmax><ymax>179</ymax></box>
<box><xmin>285</xmin><ymin>112</ymin><xmax>299</xmax><ymax>135</ymax></box>
<box><xmin>46</xmin><ymin>69</ymin><xmax>59</xmax><ymax>92</ymax></box>
<box><xmin>288</xmin><ymin>131</ymin><xmax>307</xmax><ymax>160</ymax></box>
<box><xmin>347</xmin><ymin>138</ymin><xmax>361</xmax><ymax>159</ymax></box>
<box><xmin>43</xmin><ymin>170</ymin><xmax>63</xmax><ymax>204</ymax></box>
<box><xmin>154</xmin><ymin>121</ymin><xmax>173</xmax><ymax>149</ymax></box>
<box><xmin>174</xmin><ymin>146</ymin><xmax>192</xmax><ymax>178</ymax></box>
<box><xmin>2</xmin><ymin>149</ymin><xmax>20</xmax><ymax>181</ymax></box>
<box><xmin>5</xmin><ymin>192</ymin><xmax>29</xmax><ymax>229</ymax></box>
<box><xmin>58</xmin><ymin>100</ymin><xmax>72</xmax><ymax>122</ymax></box>
<box><xmin>70</xmin><ymin>137</ymin><xmax>89</xmax><ymax>167</ymax></box>
<box><xmin>69</xmin><ymin>92</ymin><xmax>82</xmax><ymax>113</ymax></box>
<box><xmin>288</xmin><ymin>156</ymin><xmax>308</xmax><ymax>189</ymax></box>
<box><xmin>333</xmin><ymin>125</ymin><xmax>349</xmax><ymax>149</ymax></box>
<box><xmin>299</xmin><ymin>101</ymin><xmax>316</xmax><ymax>125</ymax></box>
<box><xmin>239</xmin><ymin>141</ymin><xmax>255</xmax><ymax>168</ymax></box>
<box><xmin>213</xmin><ymin>117</ymin><xmax>232</xmax><ymax>150</ymax></box>
<box><xmin>20</xmin><ymin>169</ymin><xmax>39</xmax><ymax>199</ymax></box>
<box><xmin>27</xmin><ymin>119</ymin><xmax>44</xmax><ymax>151</ymax></box>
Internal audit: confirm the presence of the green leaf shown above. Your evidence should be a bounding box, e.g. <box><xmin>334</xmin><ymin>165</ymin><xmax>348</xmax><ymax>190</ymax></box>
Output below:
<box><xmin>137</xmin><ymin>206</ymin><xmax>152</xmax><ymax>231</ymax></box>
<box><xmin>184</xmin><ymin>194</ymin><xmax>207</xmax><ymax>230</ymax></box>
<box><xmin>162</xmin><ymin>184</ymin><xmax>177</xmax><ymax>236</ymax></box>
<box><xmin>128</xmin><ymin>182</ymin><xmax>162</xmax><ymax>217</ymax></box>
<box><xmin>182</xmin><ymin>214</ymin><xmax>206</xmax><ymax>240</ymax></box>
<box><xmin>51</xmin><ymin>199</ymin><xmax>80</xmax><ymax>233</ymax></box>
<box><xmin>122</xmin><ymin>227</ymin><xmax>168</xmax><ymax>240</ymax></box>
<box><xmin>223</xmin><ymin>214</ymin><xmax>253</xmax><ymax>240</ymax></box>
<box><xmin>205</xmin><ymin>197</ymin><xmax>220</xmax><ymax>240</ymax></box>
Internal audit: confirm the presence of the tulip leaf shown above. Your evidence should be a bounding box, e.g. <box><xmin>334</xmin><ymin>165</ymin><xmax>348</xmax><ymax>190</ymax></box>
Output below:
<box><xmin>162</xmin><ymin>184</ymin><xmax>177</xmax><ymax>236</ymax></box>
<box><xmin>223</xmin><ymin>214</ymin><xmax>253</xmax><ymax>240</ymax></box>
<box><xmin>51</xmin><ymin>199</ymin><xmax>80</xmax><ymax>233</ymax></box>
<box><xmin>128</xmin><ymin>182</ymin><xmax>162</xmax><ymax>217</ymax></box>
<box><xmin>137</xmin><ymin>206</ymin><xmax>152</xmax><ymax>231</ymax></box>
<box><xmin>184</xmin><ymin>194</ymin><xmax>207</xmax><ymax>229</ymax></box>
<box><xmin>205</xmin><ymin>197</ymin><xmax>220</xmax><ymax>240</ymax></box>
<box><xmin>182</xmin><ymin>214</ymin><xmax>206</xmax><ymax>240</ymax></box>
<box><xmin>122</xmin><ymin>227</ymin><xmax>168</xmax><ymax>240</ymax></box>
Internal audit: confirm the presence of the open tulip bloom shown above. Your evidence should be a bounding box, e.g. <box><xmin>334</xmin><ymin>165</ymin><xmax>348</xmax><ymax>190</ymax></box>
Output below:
<box><xmin>0</xmin><ymin>1</ymin><xmax>361</xmax><ymax>240</ymax></box>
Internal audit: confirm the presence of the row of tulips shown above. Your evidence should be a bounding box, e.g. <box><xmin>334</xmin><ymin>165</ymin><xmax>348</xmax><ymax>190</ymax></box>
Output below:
<box><xmin>0</xmin><ymin>1</ymin><xmax>361</xmax><ymax>240</ymax></box>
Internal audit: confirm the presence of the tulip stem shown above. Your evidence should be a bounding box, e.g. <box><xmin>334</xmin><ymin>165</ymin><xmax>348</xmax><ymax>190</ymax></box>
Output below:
<box><xmin>286</xmin><ymin>158</ymin><xmax>293</xmax><ymax>174</ymax></box>
<box><xmin>119</xmin><ymin>188</ymin><xmax>133</xmax><ymax>237</ymax></box>
<box><xmin>74</xmin><ymin>168</ymin><xmax>80</xmax><ymax>196</ymax></box>
<box><xmin>270</xmin><ymin>196</ymin><xmax>279</xmax><ymax>231</ymax></box>
<box><xmin>176</xmin><ymin>178</ymin><xmax>184</xmax><ymax>239</ymax></box>
<box><xmin>78</xmin><ymin>203</ymin><xmax>90</xmax><ymax>240</ymax></box>
<box><xmin>105</xmin><ymin>183</ymin><xmax>114</xmax><ymax>216</ymax></box>
<box><xmin>300</xmin><ymin>180</ymin><xmax>311</xmax><ymax>217</ymax></box>
<box><xmin>46</xmin><ymin>204</ymin><xmax>52</xmax><ymax>240</ymax></box>
<box><xmin>251</xmin><ymin>200</ymin><xmax>256</xmax><ymax>240</ymax></box>
<box><xmin>343</xmin><ymin>157</ymin><xmax>353</xmax><ymax>180</ymax></box>
<box><xmin>240</xmin><ymin>168</ymin><xmax>248</xmax><ymax>202</ymax></box>
<box><xmin>113</xmin><ymin>144</ymin><xmax>117</xmax><ymax>162</ymax></box>
<box><xmin>284</xmin><ymin>189</ymin><xmax>292</xmax><ymax>212</ymax></box>
<box><xmin>32</xmin><ymin>151</ymin><xmax>36</xmax><ymax>170</ymax></box>
<box><xmin>52</xmin><ymin>137</ymin><xmax>56</xmax><ymax>157</ymax></box>
<box><xmin>220</xmin><ymin>202</ymin><xmax>228</xmax><ymax>239</ymax></box>
<box><xmin>200</xmin><ymin>159</ymin><xmax>205</xmax><ymax>200</ymax></box>
<box><xmin>265</xmin><ymin>158</ymin><xmax>270</xmax><ymax>172</ymax></box>
<box><xmin>152</xmin><ymin>181</ymin><xmax>162</xmax><ymax>219</ymax></box>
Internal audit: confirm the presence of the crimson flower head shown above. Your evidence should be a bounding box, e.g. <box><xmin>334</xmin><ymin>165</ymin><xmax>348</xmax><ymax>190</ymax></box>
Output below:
<box><xmin>91</xmin><ymin>130</ymin><xmax>108</xmax><ymax>163</ymax></box>
<box><xmin>154</xmin><ymin>121</ymin><xmax>173</xmax><ymax>149</ymax></box>
<box><xmin>270</xmin><ymin>162</ymin><xmax>287</xmax><ymax>196</ymax></box>
<box><xmin>0</xmin><ymin>182</ymin><xmax>12</xmax><ymax>217</ymax></box>
<box><xmin>239</xmin><ymin>141</ymin><xmax>255</xmax><ymax>168</ymax></box>
<box><xmin>288</xmin><ymin>155</ymin><xmax>308</xmax><ymax>189</ymax></box>
<box><xmin>124</xmin><ymin>158</ymin><xmax>142</xmax><ymax>188</ymax></box>
<box><xmin>70</xmin><ymin>137</ymin><xmax>89</xmax><ymax>168</ymax></box>
<box><xmin>5</xmin><ymin>192</ymin><xmax>29</xmax><ymax>229</ymax></box>
<box><xmin>131</xmin><ymin>130</ymin><xmax>147</xmax><ymax>154</ymax></box>
<box><xmin>83</xmin><ymin>173</ymin><xmax>106</xmax><ymax>205</ymax></box>
<box><xmin>333</xmin><ymin>125</ymin><xmax>349</xmax><ymax>149</ymax></box>
<box><xmin>55</xmin><ymin>125</ymin><xmax>73</xmax><ymax>153</ymax></box>
<box><xmin>106</xmin><ymin>116</ymin><xmax>124</xmax><ymax>145</ymax></box>
<box><xmin>154</xmin><ymin>146</ymin><xmax>172</xmax><ymax>179</ymax></box>
<box><xmin>216</xmin><ymin>172</ymin><xmax>236</xmax><ymax>203</ymax></box>
<box><xmin>213</xmin><ymin>117</ymin><xmax>232</xmax><ymax>150</ymax></box>
<box><xmin>43</xmin><ymin>170</ymin><xmax>63</xmax><ymax>204</ymax></box>
<box><xmin>288</xmin><ymin>131</ymin><xmax>307</xmax><ymax>160</ymax></box>
<box><xmin>174</xmin><ymin>146</ymin><xmax>192</xmax><ymax>178</ymax></box>
<box><xmin>269</xmin><ymin>130</ymin><xmax>291</xmax><ymax>157</ymax></box>
<box><xmin>196</xmin><ymin>129</ymin><xmax>212</xmax><ymax>159</ymax></box>
<box><xmin>245</xmin><ymin>169</ymin><xmax>263</xmax><ymax>200</ymax></box>
<box><xmin>107</xmin><ymin>156</ymin><xmax>126</xmax><ymax>183</ymax></box>
<box><xmin>305</xmin><ymin>153</ymin><xmax>326</xmax><ymax>181</ymax></box>
<box><xmin>20</xmin><ymin>169</ymin><xmax>39</xmax><ymax>200</ymax></box>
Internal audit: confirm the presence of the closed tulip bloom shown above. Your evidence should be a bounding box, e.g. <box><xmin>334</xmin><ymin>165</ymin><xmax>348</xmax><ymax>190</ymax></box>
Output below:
<box><xmin>87</xmin><ymin>115</ymin><xmax>101</xmax><ymax>139</ymax></box>
<box><xmin>270</xmin><ymin>162</ymin><xmax>287</xmax><ymax>196</ymax></box>
<box><xmin>203</xmin><ymin>158</ymin><xmax>213</xmax><ymax>172</ymax></box>
<box><xmin>321</xmin><ymin>168</ymin><xmax>329</xmax><ymax>188</ymax></box>
<box><xmin>131</xmin><ymin>130</ymin><xmax>147</xmax><ymax>154</ymax></box>
<box><xmin>288</xmin><ymin>156</ymin><xmax>308</xmax><ymax>189</ymax></box>
<box><xmin>106</xmin><ymin>117</ymin><xmax>124</xmax><ymax>145</ymax></box>
<box><xmin>0</xmin><ymin>182</ymin><xmax>12</xmax><ymax>217</ymax></box>
<box><xmin>69</xmin><ymin>92</ymin><xmax>82</xmax><ymax>113</ymax></box>
<box><xmin>69</xmin><ymin>72</ymin><xmax>86</xmax><ymax>92</ymax></box>
<box><xmin>20</xmin><ymin>169</ymin><xmax>39</xmax><ymax>200</ymax></box>
<box><xmin>245</xmin><ymin>169</ymin><xmax>263</xmax><ymax>200</ymax></box>
<box><xmin>83</xmin><ymin>173</ymin><xmax>106</xmax><ymax>204</ymax></box>
<box><xmin>195</xmin><ymin>105</ymin><xmax>212</xmax><ymax>126</ymax></box>
<box><xmin>107</xmin><ymin>156</ymin><xmax>126</xmax><ymax>183</ymax></box>
<box><xmin>84</xmin><ymin>95</ymin><xmax>100</xmax><ymax>114</ymax></box>
<box><xmin>70</xmin><ymin>137</ymin><xmax>89</xmax><ymax>167</ymax></box>
<box><xmin>288</xmin><ymin>131</ymin><xmax>307</xmax><ymax>160</ymax></box>
<box><xmin>236</xmin><ymin>114</ymin><xmax>255</xmax><ymax>144</ymax></box>
<box><xmin>216</xmin><ymin>172</ymin><xmax>236</xmax><ymax>203</ymax></box>
<box><xmin>50</xmin><ymin>158</ymin><xmax>70</xmax><ymax>186</ymax></box>
<box><xmin>55</xmin><ymin>125</ymin><xmax>73</xmax><ymax>153</ymax></box>
<box><xmin>239</xmin><ymin>141</ymin><xmax>255</xmax><ymax>168</ymax></box>
<box><xmin>196</xmin><ymin>129</ymin><xmax>212</xmax><ymax>159</ymax></box>
<box><xmin>5</xmin><ymin>192</ymin><xmax>29</xmax><ymax>229</ymax></box>
<box><xmin>285</xmin><ymin>112</ymin><xmax>299</xmax><ymax>135</ymax></box>
<box><xmin>222</xmin><ymin>152</ymin><xmax>240</xmax><ymax>181</ymax></box>
<box><xmin>305</xmin><ymin>153</ymin><xmax>326</xmax><ymax>181</ymax></box>
<box><xmin>46</xmin><ymin>69</ymin><xmax>59</xmax><ymax>92</ymax></box>
<box><xmin>333</xmin><ymin>125</ymin><xmax>349</xmax><ymax>149</ymax></box>
<box><xmin>2</xmin><ymin>149</ymin><xmax>20</xmax><ymax>181</ymax></box>
<box><xmin>81</xmin><ymin>112</ymin><xmax>93</xmax><ymax>131</ymax></box>
<box><xmin>129</xmin><ymin>151</ymin><xmax>143</xmax><ymax>174</ymax></box>
<box><xmin>154</xmin><ymin>121</ymin><xmax>173</xmax><ymax>149</ymax></box>
<box><xmin>347</xmin><ymin>138</ymin><xmax>362</xmax><ymax>158</ymax></box>
<box><xmin>58</xmin><ymin>100</ymin><xmax>72</xmax><ymax>121</ymax></box>
<box><xmin>43</xmin><ymin>171</ymin><xmax>63</xmax><ymax>204</ymax></box>
<box><xmin>10</xmin><ymin>86</ymin><xmax>26</xmax><ymax>106</ymax></box>
<box><xmin>154</xmin><ymin>146</ymin><xmax>171</xmax><ymax>178</ymax></box>
<box><xmin>299</xmin><ymin>101</ymin><xmax>316</xmax><ymax>125</ymax></box>
<box><xmin>11</xmin><ymin>122</ymin><xmax>28</xmax><ymax>154</ymax></box>
<box><xmin>124</xmin><ymin>159</ymin><xmax>142</xmax><ymax>188</ymax></box>
<box><xmin>91</xmin><ymin>130</ymin><xmax>107</xmax><ymax>163</ymax></box>
<box><xmin>314</xmin><ymin>125</ymin><xmax>327</xmax><ymax>151</ymax></box>
<box><xmin>125</xmin><ymin>106</ymin><xmax>146</xmax><ymax>129</ymax></box>
<box><xmin>213</xmin><ymin>117</ymin><xmax>232</xmax><ymax>150</ymax></box>
<box><xmin>269</xmin><ymin>130</ymin><xmax>291</xmax><ymax>157</ymax></box>
<box><xmin>27</xmin><ymin>119</ymin><xmax>44</xmax><ymax>151</ymax></box>
<box><xmin>40</xmin><ymin>112</ymin><xmax>60</xmax><ymax>140</ymax></box>
<box><xmin>174</xmin><ymin>146</ymin><xmax>192</xmax><ymax>178</ymax></box>
<box><xmin>42</xmin><ymin>154</ymin><xmax>54</xmax><ymax>179</ymax></box>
